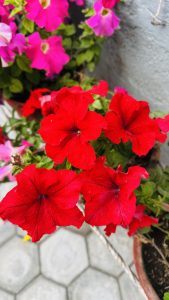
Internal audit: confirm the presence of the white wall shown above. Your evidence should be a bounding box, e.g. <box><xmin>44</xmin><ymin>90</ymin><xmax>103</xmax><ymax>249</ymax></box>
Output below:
<box><xmin>89</xmin><ymin>0</ymin><xmax>169</xmax><ymax>164</ymax></box>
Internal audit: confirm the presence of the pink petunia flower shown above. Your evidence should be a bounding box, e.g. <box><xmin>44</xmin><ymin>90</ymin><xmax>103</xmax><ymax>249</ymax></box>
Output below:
<box><xmin>86</xmin><ymin>0</ymin><xmax>120</xmax><ymax>36</ymax></box>
<box><xmin>0</xmin><ymin>164</ymin><xmax>14</xmax><ymax>181</ymax></box>
<box><xmin>156</xmin><ymin>114</ymin><xmax>169</xmax><ymax>134</ymax></box>
<box><xmin>25</xmin><ymin>0</ymin><xmax>69</xmax><ymax>32</ymax></box>
<box><xmin>0</xmin><ymin>0</ymin><xmax>13</xmax><ymax>24</ymax></box>
<box><xmin>0</xmin><ymin>140</ymin><xmax>31</xmax><ymax>182</ymax></box>
<box><xmin>25</xmin><ymin>32</ymin><xmax>69</xmax><ymax>77</ymax></box>
<box><xmin>0</xmin><ymin>22</ymin><xmax>25</xmax><ymax>66</ymax></box>
<box><xmin>114</xmin><ymin>86</ymin><xmax>128</xmax><ymax>94</ymax></box>
<box><xmin>0</xmin><ymin>140</ymin><xmax>31</xmax><ymax>163</ymax></box>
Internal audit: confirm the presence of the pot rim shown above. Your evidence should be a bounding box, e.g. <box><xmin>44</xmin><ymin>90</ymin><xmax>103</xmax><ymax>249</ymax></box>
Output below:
<box><xmin>133</xmin><ymin>236</ymin><xmax>160</xmax><ymax>300</ymax></box>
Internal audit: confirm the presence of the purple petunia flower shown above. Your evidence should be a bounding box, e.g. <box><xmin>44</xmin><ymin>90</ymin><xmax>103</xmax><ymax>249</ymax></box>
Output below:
<box><xmin>86</xmin><ymin>0</ymin><xmax>120</xmax><ymax>36</ymax></box>
<box><xmin>0</xmin><ymin>22</ymin><xmax>25</xmax><ymax>66</ymax></box>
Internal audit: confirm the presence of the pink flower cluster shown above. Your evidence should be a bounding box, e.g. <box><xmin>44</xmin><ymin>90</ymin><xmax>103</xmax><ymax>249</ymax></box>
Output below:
<box><xmin>0</xmin><ymin>0</ymin><xmax>120</xmax><ymax>75</ymax></box>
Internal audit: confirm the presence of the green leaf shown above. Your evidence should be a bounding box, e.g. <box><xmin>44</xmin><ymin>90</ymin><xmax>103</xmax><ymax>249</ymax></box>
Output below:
<box><xmin>16</xmin><ymin>55</ymin><xmax>32</xmax><ymax>73</ymax></box>
<box><xmin>22</xmin><ymin>18</ymin><xmax>34</xmax><ymax>33</ymax></box>
<box><xmin>139</xmin><ymin>227</ymin><xmax>151</xmax><ymax>234</ymax></box>
<box><xmin>36</xmin><ymin>156</ymin><xmax>54</xmax><ymax>169</ymax></box>
<box><xmin>79</xmin><ymin>38</ymin><xmax>94</xmax><ymax>49</ymax></box>
<box><xmin>76</xmin><ymin>49</ymin><xmax>94</xmax><ymax>66</ymax></box>
<box><xmin>0</xmin><ymin>73</ymin><xmax>11</xmax><ymax>88</ymax></box>
<box><xmin>163</xmin><ymin>292</ymin><xmax>169</xmax><ymax>300</ymax></box>
<box><xmin>87</xmin><ymin>62</ymin><xmax>95</xmax><ymax>72</ymax></box>
<box><xmin>11</xmin><ymin>64</ymin><xmax>22</xmax><ymax>77</ymax></box>
<box><xmin>26</xmin><ymin>71</ymin><xmax>41</xmax><ymax>85</ymax></box>
<box><xmin>66</xmin><ymin>160</ymin><xmax>71</xmax><ymax>170</ymax></box>
<box><xmin>9</xmin><ymin>78</ymin><xmax>23</xmax><ymax>93</ymax></box>
<box><xmin>57</xmin><ymin>24</ymin><xmax>76</xmax><ymax>36</ymax></box>
<box><xmin>106</xmin><ymin>148</ymin><xmax>129</xmax><ymax>168</ymax></box>
<box><xmin>150</xmin><ymin>111</ymin><xmax>168</xmax><ymax>119</ymax></box>
<box><xmin>92</xmin><ymin>99</ymin><xmax>102</xmax><ymax>110</ymax></box>
<box><xmin>62</xmin><ymin>38</ymin><xmax>72</xmax><ymax>49</ymax></box>
<box><xmin>9</xmin><ymin>6</ymin><xmax>22</xmax><ymax>17</ymax></box>
<box><xmin>141</xmin><ymin>182</ymin><xmax>156</xmax><ymax>198</ymax></box>
<box><xmin>85</xmin><ymin>49</ymin><xmax>95</xmax><ymax>62</ymax></box>
<box><xmin>12</xmin><ymin>165</ymin><xmax>23</xmax><ymax>175</ymax></box>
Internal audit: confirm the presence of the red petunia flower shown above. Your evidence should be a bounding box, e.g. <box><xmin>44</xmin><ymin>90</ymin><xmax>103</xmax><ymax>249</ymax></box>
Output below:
<box><xmin>104</xmin><ymin>92</ymin><xmax>166</xmax><ymax>156</ymax></box>
<box><xmin>102</xmin><ymin>0</ymin><xmax>120</xmax><ymax>8</ymax></box>
<box><xmin>22</xmin><ymin>88</ymin><xmax>51</xmax><ymax>117</ymax></box>
<box><xmin>0</xmin><ymin>165</ymin><xmax>84</xmax><ymax>242</ymax></box>
<box><xmin>156</xmin><ymin>114</ymin><xmax>169</xmax><ymax>134</ymax></box>
<box><xmin>89</xmin><ymin>80</ymin><xmax>109</xmax><ymax>97</ymax></box>
<box><xmin>128</xmin><ymin>205</ymin><xmax>158</xmax><ymax>236</ymax></box>
<box><xmin>104</xmin><ymin>223</ymin><xmax>117</xmax><ymax>236</ymax></box>
<box><xmin>81</xmin><ymin>157</ymin><xmax>149</xmax><ymax>226</ymax></box>
<box><xmin>0</xmin><ymin>127</ymin><xmax>4</xmax><ymax>144</ymax></box>
<box><xmin>21</xmin><ymin>80</ymin><xmax>108</xmax><ymax>117</ymax></box>
<box><xmin>39</xmin><ymin>87</ymin><xmax>107</xmax><ymax>170</ymax></box>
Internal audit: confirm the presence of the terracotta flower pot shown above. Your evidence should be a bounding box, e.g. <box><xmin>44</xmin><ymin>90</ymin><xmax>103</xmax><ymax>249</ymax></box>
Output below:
<box><xmin>133</xmin><ymin>236</ymin><xmax>160</xmax><ymax>300</ymax></box>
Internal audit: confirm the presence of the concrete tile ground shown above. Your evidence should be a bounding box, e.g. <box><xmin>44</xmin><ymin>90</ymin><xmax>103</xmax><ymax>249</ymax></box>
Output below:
<box><xmin>0</xmin><ymin>182</ymin><xmax>147</xmax><ymax>300</ymax></box>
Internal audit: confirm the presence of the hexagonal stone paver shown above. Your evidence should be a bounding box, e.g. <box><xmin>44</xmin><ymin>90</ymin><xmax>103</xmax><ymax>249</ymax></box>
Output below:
<box><xmin>0</xmin><ymin>290</ymin><xmax>14</xmax><ymax>300</ymax></box>
<box><xmin>0</xmin><ymin>236</ymin><xmax>39</xmax><ymax>293</ymax></box>
<box><xmin>69</xmin><ymin>268</ymin><xmax>121</xmax><ymax>300</ymax></box>
<box><xmin>119</xmin><ymin>273</ymin><xmax>147</xmax><ymax>300</ymax></box>
<box><xmin>17</xmin><ymin>276</ymin><xmax>66</xmax><ymax>300</ymax></box>
<box><xmin>16</xmin><ymin>226</ymin><xmax>27</xmax><ymax>238</ymax></box>
<box><xmin>87</xmin><ymin>233</ymin><xmax>122</xmax><ymax>277</ymax></box>
<box><xmin>68</xmin><ymin>223</ymin><xmax>91</xmax><ymax>236</ymax></box>
<box><xmin>0</xmin><ymin>219</ymin><xmax>15</xmax><ymax>246</ymax></box>
<box><xmin>40</xmin><ymin>229</ymin><xmax>88</xmax><ymax>285</ymax></box>
<box><xmin>109</xmin><ymin>227</ymin><xmax>133</xmax><ymax>265</ymax></box>
<box><xmin>0</xmin><ymin>182</ymin><xmax>16</xmax><ymax>201</ymax></box>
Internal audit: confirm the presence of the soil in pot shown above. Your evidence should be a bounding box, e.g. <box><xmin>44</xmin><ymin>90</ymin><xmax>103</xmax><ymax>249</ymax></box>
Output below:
<box><xmin>142</xmin><ymin>220</ymin><xmax>169</xmax><ymax>299</ymax></box>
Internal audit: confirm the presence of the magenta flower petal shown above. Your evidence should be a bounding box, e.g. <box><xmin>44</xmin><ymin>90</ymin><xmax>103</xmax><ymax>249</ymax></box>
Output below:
<box><xmin>25</xmin><ymin>0</ymin><xmax>69</xmax><ymax>32</ymax></box>
<box><xmin>25</xmin><ymin>32</ymin><xmax>69</xmax><ymax>77</ymax></box>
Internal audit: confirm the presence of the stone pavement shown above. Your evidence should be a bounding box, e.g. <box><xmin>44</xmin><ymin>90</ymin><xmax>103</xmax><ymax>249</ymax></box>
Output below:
<box><xmin>0</xmin><ymin>182</ymin><xmax>147</xmax><ymax>300</ymax></box>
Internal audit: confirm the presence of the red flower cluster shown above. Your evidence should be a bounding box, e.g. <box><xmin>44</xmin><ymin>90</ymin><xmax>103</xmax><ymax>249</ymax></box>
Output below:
<box><xmin>105</xmin><ymin>205</ymin><xmax>158</xmax><ymax>236</ymax></box>
<box><xmin>39</xmin><ymin>83</ymin><xmax>108</xmax><ymax>169</ymax></box>
<box><xmin>104</xmin><ymin>92</ymin><xmax>167</xmax><ymax>156</ymax></box>
<box><xmin>81</xmin><ymin>157</ymin><xmax>149</xmax><ymax>227</ymax></box>
<box><xmin>0</xmin><ymin>165</ymin><xmax>84</xmax><ymax>242</ymax></box>
<box><xmin>0</xmin><ymin>128</ymin><xmax>4</xmax><ymax>144</ymax></box>
<box><xmin>1</xmin><ymin>82</ymin><xmax>167</xmax><ymax>242</ymax></box>
<box><xmin>22</xmin><ymin>80</ymin><xmax>109</xmax><ymax>117</ymax></box>
<box><xmin>0</xmin><ymin>159</ymin><xmax>157</xmax><ymax>242</ymax></box>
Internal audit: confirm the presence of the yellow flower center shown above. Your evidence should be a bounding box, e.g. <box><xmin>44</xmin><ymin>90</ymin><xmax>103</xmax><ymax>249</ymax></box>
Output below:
<box><xmin>41</xmin><ymin>42</ymin><xmax>50</xmax><ymax>54</ymax></box>
<box><xmin>39</xmin><ymin>0</ymin><xmax>50</xmax><ymax>9</ymax></box>
<box><xmin>102</xmin><ymin>9</ymin><xmax>109</xmax><ymax>16</ymax></box>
